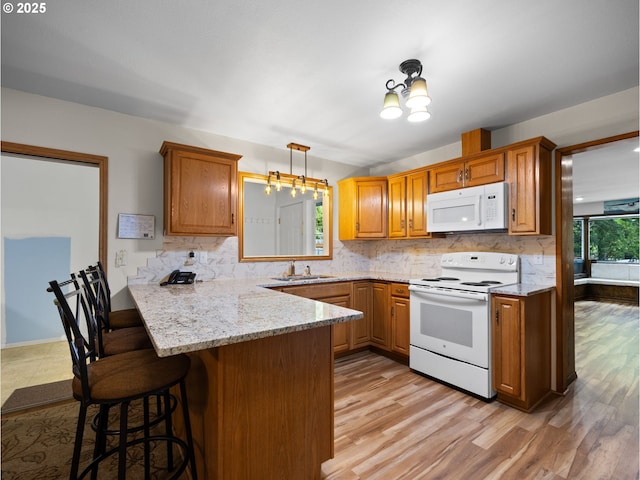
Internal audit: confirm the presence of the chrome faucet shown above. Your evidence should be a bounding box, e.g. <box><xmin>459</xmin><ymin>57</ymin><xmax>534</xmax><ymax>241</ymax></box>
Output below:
<box><xmin>287</xmin><ymin>260</ymin><xmax>296</xmax><ymax>276</ymax></box>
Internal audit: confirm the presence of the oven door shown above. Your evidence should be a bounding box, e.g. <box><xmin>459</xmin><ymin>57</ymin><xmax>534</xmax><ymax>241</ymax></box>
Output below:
<box><xmin>409</xmin><ymin>285</ymin><xmax>490</xmax><ymax>368</ymax></box>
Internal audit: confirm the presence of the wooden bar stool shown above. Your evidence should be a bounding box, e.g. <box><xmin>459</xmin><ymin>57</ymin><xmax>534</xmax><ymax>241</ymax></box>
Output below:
<box><xmin>48</xmin><ymin>279</ymin><xmax>198</xmax><ymax>480</ymax></box>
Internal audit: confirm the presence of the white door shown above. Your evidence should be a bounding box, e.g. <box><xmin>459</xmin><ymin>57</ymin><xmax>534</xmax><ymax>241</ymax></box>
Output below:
<box><xmin>277</xmin><ymin>202</ymin><xmax>304</xmax><ymax>256</ymax></box>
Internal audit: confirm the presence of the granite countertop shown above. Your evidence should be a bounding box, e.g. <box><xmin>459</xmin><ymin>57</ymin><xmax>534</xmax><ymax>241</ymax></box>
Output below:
<box><xmin>128</xmin><ymin>277</ymin><xmax>365</xmax><ymax>357</ymax></box>
<box><xmin>129</xmin><ymin>272</ymin><xmax>556</xmax><ymax>357</ymax></box>
<box><xmin>490</xmin><ymin>283</ymin><xmax>556</xmax><ymax>296</ymax></box>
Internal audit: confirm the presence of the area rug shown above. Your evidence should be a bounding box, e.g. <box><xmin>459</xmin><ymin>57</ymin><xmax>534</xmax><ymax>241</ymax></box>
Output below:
<box><xmin>1</xmin><ymin>400</ymin><xmax>186</xmax><ymax>479</ymax></box>
<box><xmin>1</xmin><ymin>379</ymin><xmax>73</xmax><ymax>415</ymax></box>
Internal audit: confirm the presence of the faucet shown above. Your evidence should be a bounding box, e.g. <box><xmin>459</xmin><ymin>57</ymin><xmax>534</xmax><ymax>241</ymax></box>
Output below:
<box><xmin>287</xmin><ymin>260</ymin><xmax>296</xmax><ymax>277</ymax></box>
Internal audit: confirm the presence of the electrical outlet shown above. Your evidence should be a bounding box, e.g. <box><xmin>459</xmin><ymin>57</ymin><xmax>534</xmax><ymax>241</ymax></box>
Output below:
<box><xmin>115</xmin><ymin>249</ymin><xmax>127</xmax><ymax>267</ymax></box>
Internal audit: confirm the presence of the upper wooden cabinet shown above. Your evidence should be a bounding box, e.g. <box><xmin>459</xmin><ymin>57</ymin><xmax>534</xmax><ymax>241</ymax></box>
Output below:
<box><xmin>388</xmin><ymin>169</ymin><xmax>430</xmax><ymax>238</ymax></box>
<box><xmin>429</xmin><ymin>152</ymin><xmax>505</xmax><ymax>193</ymax></box>
<box><xmin>338</xmin><ymin>177</ymin><xmax>388</xmax><ymax>240</ymax></box>
<box><xmin>506</xmin><ymin>137</ymin><xmax>556</xmax><ymax>235</ymax></box>
<box><xmin>161</xmin><ymin>141</ymin><xmax>241</xmax><ymax>236</ymax></box>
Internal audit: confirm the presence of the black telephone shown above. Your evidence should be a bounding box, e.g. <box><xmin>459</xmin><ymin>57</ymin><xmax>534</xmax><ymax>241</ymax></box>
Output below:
<box><xmin>160</xmin><ymin>270</ymin><xmax>196</xmax><ymax>286</ymax></box>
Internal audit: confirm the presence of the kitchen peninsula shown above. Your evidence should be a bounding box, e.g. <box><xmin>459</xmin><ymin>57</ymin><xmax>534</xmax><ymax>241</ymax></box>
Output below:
<box><xmin>128</xmin><ymin>278</ymin><xmax>364</xmax><ymax>480</ymax></box>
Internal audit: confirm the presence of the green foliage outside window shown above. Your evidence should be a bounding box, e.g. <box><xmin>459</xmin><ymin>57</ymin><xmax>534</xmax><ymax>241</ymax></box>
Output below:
<box><xmin>589</xmin><ymin>216</ymin><xmax>639</xmax><ymax>262</ymax></box>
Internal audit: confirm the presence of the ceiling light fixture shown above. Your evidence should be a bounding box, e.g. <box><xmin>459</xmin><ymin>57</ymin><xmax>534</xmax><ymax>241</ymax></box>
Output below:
<box><xmin>265</xmin><ymin>143</ymin><xmax>330</xmax><ymax>198</ymax></box>
<box><xmin>380</xmin><ymin>59</ymin><xmax>431</xmax><ymax>122</ymax></box>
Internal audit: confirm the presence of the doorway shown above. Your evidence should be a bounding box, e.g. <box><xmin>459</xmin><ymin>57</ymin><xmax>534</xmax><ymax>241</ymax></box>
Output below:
<box><xmin>0</xmin><ymin>142</ymin><xmax>107</xmax><ymax>401</ymax></box>
<box><xmin>554</xmin><ymin>131</ymin><xmax>639</xmax><ymax>392</ymax></box>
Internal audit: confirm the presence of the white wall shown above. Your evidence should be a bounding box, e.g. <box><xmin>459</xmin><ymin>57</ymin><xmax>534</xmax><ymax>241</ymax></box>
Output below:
<box><xmin>1</xmin><ymin>87</ymin><xmax>366</xmax><ymax>308</ymax></box>
<box><xmin>2</xmin><ymin>86</ymin><xmax>638</xmax><ymax>309</ymax></box>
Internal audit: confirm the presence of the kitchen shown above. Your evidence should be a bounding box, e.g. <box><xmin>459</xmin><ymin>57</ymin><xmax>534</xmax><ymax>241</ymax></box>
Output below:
<box><xmin>1</xmin><ymin>1</ymin><xmax>639</xmax><ymax>478</ymax></box>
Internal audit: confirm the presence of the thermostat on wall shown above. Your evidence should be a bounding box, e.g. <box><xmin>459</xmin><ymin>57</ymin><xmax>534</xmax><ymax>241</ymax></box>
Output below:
<box><xmin>117</xmin><ymin>213</ymin><xmax>155</xmax><ymax>239</ymax></box>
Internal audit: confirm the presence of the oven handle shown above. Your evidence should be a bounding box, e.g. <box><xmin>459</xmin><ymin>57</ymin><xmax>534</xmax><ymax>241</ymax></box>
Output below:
<box><xmin>409</xmin><ymin>285</ymin><xmax>488</xmax><ymax>302</ymax></box>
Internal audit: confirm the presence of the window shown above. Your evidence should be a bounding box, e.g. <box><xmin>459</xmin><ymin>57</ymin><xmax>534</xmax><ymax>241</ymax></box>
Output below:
<box><xmin>588</xmin><ymin>215</ymin><xmax>639</xmax><ymax>262</ymax></box>
<box><xmin>573</xmin><ymin>219</ymin><xmax>584</xmax><ymax>259</ymax></box>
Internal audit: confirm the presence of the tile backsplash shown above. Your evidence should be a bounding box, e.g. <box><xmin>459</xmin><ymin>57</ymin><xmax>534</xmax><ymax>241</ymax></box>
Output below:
<box><xmin>129</xmin><ymin>234</ymin><xmax>556</xmax><ymax>286</ymax></box>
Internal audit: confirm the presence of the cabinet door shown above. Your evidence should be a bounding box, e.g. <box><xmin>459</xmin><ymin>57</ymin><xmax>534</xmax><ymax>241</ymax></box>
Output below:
<box><xmin>464</xmin><ymin>153</ymin><xmax>505</xmax><ymax>187</ymax></box>
<box><xmin>350</xmin><ymin>281</ymin><xmax>371</xmax><ymax>348</ymax></box>
<box><xmin>492</xmin><ymin>296</ymin><xmax>522</xmax><ymax>399</ymax></box>
<box><xmin>164</xmin><ymin>148</ymin><xmax>238</xmax><ymax>236</ymax></box>
<box><xmin>507</xmin><ymin>145</ymin><xmax>539</xmax><ymax>234</ymax></box>
<box><xmin>356</xmin><ymin>180</ymin><xmax>387</xmax><ymax>238</ymax></box>
<box><xmin>390</xmin><ymin>296</ymin><xmax>410</xmax><ymax>355</ymax></box>
<box><xmin>323</xmin><ymin>295</ymin><xmax>351</xmax><ymax>353</ymax></box>
<box><xmin>406</xmin><ymin>170</ymin><xmax>429</xmax><ymax>237</ymax></box>
<box><xmin>370</xmin><ymin>282</ymin><xmax>389</xmax><ymax>349</ymax></box>
<box><xmin>429</xmin><ymin>161</ymin><xmax>464</xmax><ymax>193</ymax></box>
<box><xmin>387</xmin><ymin>176</ymin><xmax>406</xmax><ymax>238</ymax></box>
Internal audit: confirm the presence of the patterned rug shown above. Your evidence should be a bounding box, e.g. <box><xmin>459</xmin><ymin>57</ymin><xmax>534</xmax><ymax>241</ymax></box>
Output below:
<box><xmin>1</xmin><ymin>400</ymin><xmax>189</xmax><ymax>479</ymax></box>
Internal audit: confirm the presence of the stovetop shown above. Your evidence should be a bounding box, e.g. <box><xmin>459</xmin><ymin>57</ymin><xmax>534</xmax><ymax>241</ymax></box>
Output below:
<box><xmin>409</xmin><ymin>252</ymin><xmax>520</xmax><ymax>293</ymax></box>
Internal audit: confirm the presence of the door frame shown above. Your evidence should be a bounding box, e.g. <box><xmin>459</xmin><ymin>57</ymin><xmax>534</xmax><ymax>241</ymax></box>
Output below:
<box><xmin>1</xmin><ymin>141</ymin><xmax>108</xmax><ymax>269</ymax></box>
<box><xmin>554</xmin><ymin>130</ymin><xmax>639</xmax><ymax>393</ymax></box>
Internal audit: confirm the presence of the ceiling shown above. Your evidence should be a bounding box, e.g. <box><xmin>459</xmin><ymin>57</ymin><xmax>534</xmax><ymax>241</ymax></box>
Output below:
<box><xmin>572</xmin><ymin>136</ymin><xmax>640</xmax><ymax>205</ymax></box>
<box><xmin>1</xmin><ymin>1</ymin><xmax>638</xmax><ymax>168</ymax></box>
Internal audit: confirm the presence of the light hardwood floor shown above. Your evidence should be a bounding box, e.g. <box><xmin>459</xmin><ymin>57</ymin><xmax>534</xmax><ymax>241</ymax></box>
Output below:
<box><xmin>1</xmin><ymin>301</ymin><xmax>637</xmax><ymax>479</ymax></box>
<box><xmin>322</xmin><ymin>300</ymin><xmax>639</xmax><ymax>480</ymax></box>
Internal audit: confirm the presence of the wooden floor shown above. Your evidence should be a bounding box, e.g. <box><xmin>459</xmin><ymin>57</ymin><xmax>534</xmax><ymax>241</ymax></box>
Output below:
<box><xmin>322</xmin><ymin>300</ymin><xmax>639</xmax><ymax>480</ymax></box>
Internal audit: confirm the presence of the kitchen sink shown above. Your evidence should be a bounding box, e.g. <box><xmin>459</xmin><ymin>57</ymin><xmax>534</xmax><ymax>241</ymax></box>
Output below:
<box><xmin>271</xmin><ymin>275</ymin><xmax>334</xmax><ymax>282</ymax></box>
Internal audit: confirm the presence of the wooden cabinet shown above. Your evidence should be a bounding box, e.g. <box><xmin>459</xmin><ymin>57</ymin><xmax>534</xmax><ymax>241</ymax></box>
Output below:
<box><xmin>278</xmin><ymin>282</ymin><xmax>352</xmax><ymax>353</ymax></box>
<box><xmin>277</xmin><ymin>280</ymin><xmax>410</xmax><ymax>362</ymax></box>
<box><xmin>388</xmin><ymin>169</ymin><xmax>430</xmax><ymax>238</ymax></box>
<box><xmin>429</xmin><ymin>152</ymin><xmax>505</xmax><ymax>193</ymax></box>
<box><xmin>338</xmin><ymin>177</ymin><xmax>388</xmax><ymax>240</ymax></box>
<box><xmin>369</xmin><ymin>282</ymin><xmax>390</xmax><ymax>349</ymax></box>
<box><xmin>507</xmin><ymin>138</ymin><xmax>556</xmax><ymax>235</ymax></box>
<box><xmin>160</xmin><ymin>141</ymin><xmax>241</xmax><ymax>236</ymax></box>
<box><xmin>350</xmin><ymin>281</ymin><xmax>372</xmax><ymax>349</ymax></box>
<box><xmin>492</xmin><ymin>291</ymin><xmax>552</xmax><ymax>412</ymax></box>
<box><xmin>389</xmin><ymin>283</ymin><xmax>410</xmax><ymax>355</ymax></box>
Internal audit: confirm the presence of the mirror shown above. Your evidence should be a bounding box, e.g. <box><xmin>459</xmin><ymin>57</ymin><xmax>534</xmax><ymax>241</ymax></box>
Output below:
<box><xmin>238</xmin><ymin>172</ymin><xmax>333</xmax><ymax>262</ymax></box>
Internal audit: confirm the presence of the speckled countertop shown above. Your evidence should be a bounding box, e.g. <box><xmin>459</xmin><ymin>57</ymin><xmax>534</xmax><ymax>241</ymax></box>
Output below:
<box><xmin>490</xmin><ymin>283</ymin><xmax>555</xmax><ymax>296</ymax></box>
<box><xmin>128</xmin><ymin>276</ymin><xmax>367</xmax><ymax>357</ymax></box>
<box><xmin>129</xmin><ymin>272</ymin><xmax>555</xmax><ymax>357</ymax></box>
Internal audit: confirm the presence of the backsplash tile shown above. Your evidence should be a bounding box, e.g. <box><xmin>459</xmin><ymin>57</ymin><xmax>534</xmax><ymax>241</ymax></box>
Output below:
<box><xmin>129</xmin><ymin>234</ymin><xmax>556</xmax><ymax>286</ymax></box>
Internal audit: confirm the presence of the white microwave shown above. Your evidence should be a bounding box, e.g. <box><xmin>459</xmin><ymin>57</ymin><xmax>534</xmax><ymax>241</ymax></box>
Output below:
<box><xmin>427</xmin><ymin>182</ymin><xmax>508</xmax><ymax>233</ymax></box>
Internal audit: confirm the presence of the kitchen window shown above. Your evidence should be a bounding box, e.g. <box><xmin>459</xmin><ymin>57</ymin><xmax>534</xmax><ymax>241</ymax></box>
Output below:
<box><xmin>574</xmin><ymin>214</ymin><xmax>639</xmax><ymax>277</ymax></box>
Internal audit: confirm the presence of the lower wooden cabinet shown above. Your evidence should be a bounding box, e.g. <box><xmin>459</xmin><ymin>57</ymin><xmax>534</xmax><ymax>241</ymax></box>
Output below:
<box><xmin>370</xmin><ymin>282</ymin><xmax>390</xmax><ymax>349</ymax></box>
<box><xmin>492</xmin><ymin>290</ymin><xmax>552</xmax><ymax>412</ymax></box>
<box><xmin>276</xmin><ymin>280</ymin><xmax>409</xmax><ymax>360</ymax></box>
<box><xmin>351</xmin><ymin>281</ymin><xmax>373</xmax><ymax>349</ymax></box>
<box><xmin>390</xmin><ymin>283</ymin><xmax>410</xmax><ymax>355</ymax></box>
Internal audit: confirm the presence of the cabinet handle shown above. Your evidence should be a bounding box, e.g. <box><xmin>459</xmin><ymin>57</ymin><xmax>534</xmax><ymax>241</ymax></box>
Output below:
<box><xmin>495</xmin><ymin>308</ymin><xmax>500</xmax><ymax>324</ymax></box>
<box><xmin>391</xmin><ymin>306</ymin><xmax>395</xmax><ymax>318</ymax></box>
<box><xmin>232</xmin><ymin>213</ymin><xmax>235</xmax><ymax>224</ymax></box>
<box><xmin>511</xmin><ymin>208</ymin><xmax>516</xmax><ymax>221</ymax></box>
<box><xmin>457</xmin><ymin>170</ymin><xmax>463</xmax><ymax>183</ymax></box>
<box><xmin>400</xmin><ymin>219</ymin><xmax>405</xmax><ymax>228</ymax></box>
<box><xmin>465</xmin><ymin>168</ymin><xmax>470</xmax><ymax>180</ymax></box>
<box><xmin>408</xmin><ymin>219</ymin><xmax>413</xmax><ymax>229</ymax></box>
<box><xmin>396</xmin><ymin>288</ymin><xmax>404</xmax><ymax>293</ymax></box>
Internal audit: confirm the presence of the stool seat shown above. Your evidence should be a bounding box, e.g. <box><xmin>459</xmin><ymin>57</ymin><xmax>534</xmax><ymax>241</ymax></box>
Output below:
<box><xmin>101</xmin><ymin>327</ymin><xmax>153</xmax><ymax>356</ymax></box>
<box><xmin>72</xmin><ymin>349</ymin><xmax>189</xmax><ymax>403</ymax></box>
<box><xmin>109</xmin><ymin>308</ymin><xmax>143</xmax><ymax>329</ymax></box>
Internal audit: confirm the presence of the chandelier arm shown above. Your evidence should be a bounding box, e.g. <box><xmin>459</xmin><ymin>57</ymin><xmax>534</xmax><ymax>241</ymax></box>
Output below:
<box><xmin>385</xmin><ymin>79</ymin><xmax>405</xmax><ymax>92</ymax></box>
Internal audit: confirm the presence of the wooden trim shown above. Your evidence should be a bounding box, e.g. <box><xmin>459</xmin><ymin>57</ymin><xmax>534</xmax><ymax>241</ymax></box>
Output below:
<box><xmin>554</xmin><ymin>130</ymin><xmax>639</xmax><ymax>393</ymax></box>
<box><xmin>238</xmin><ymin>171</ymin><xmax>334</xmax><ymax>262</ymax></box>
<box><xmin>1</xmin><ymin>141</ymin><xmax>108</xmax><ymax>271</ymax></box>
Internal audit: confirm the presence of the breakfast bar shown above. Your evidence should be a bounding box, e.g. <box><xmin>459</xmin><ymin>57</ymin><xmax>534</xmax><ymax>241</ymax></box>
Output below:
<box><xmin>128</xmin><ymin>279</ymin><xmax>364</xmax><ymax>480</ymax></box>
